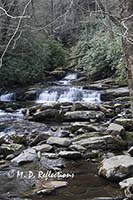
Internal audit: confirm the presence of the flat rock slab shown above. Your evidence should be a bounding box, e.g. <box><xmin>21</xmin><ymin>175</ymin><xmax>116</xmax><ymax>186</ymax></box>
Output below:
<box><xmin>47</xmin><ymin>137</ymin><xmax>71</xmax><ymax>147</ymax></box>
<box><xmin>98</xmin><ymin>155</ymin><xmax>133</xmax><ymax>181</ymax></box>
<box><xmin>59</xmin><ymin>151</ymin><xmax>81</xmax><ymax>159</ymax></box>
<box><xmin>11</xmin><ymin>148</ymin><xmax>37</xmax><ymax>165</ymax></box>
<box><xmin>73</xmin><ymin>135</ymin><xmax>126</xmax><ymax>150</ymax></box>
<box><xmin>64</xmin><ymin>111</ymin><xmax>104</xmax><ymax>121</ymax></box>
<box><xmin>32</xmin><ymin>144</ymin><xmax>52</xmax><ymax>152</ymax></box>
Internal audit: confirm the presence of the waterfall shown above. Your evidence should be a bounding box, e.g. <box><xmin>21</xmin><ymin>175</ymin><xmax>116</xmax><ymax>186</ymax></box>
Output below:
<box><xmin>0</xmin><ymin>93</ymin><xmax>15</xmax><ymax>102</ymax></box>
<box><xmin>36</xmin><ymin>86</ymin><xmax>101</xmax><ymax>104</ymax></box>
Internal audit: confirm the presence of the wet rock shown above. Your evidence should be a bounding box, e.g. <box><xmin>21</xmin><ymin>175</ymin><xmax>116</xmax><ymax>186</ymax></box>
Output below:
<box><xmin>32</xmin><ymin>144</ymin><xmax>53</xmax><ymax>152</ymax></box>
<box><xmin>114</xmin><ymin>119</ymin><xmax>133</xmax><ymax>131</ymax></box>
<box><xmin>69</xmin><ymin>144</ymin><xmax>86</xmax><ymax>152</ymax></box>
<box><xmin>98</xmin><ymin>155</ymin><xmax>133</xmax><ymax>181</ymax></box>
<box><xmin>29</xmin><ymin>134</ymin><xmax>48</xmax><ymax>146</ymax></box>
<box><xmin>36</xmin><ymin>180</ymin><xmax>68</xmax><ymax>195</ymax></box>
<box><xmin>64</xmin><ymin>111</ymin><xmax>105</xmax><ymax>121</ymax></box>
<box><xmin>42</xmin><ymin>153</ymin><xmax>59</xmax><ymax>159</ymax></box>
<box><xmin>47</xmin><ymin>137</ymin><xmax>72</xmax><ymax>147</ymax></box>
<box><xmin>6</xmin><ymin>154</ymin><xmax>15</xmax><ymax>160</ymax></box>
<box><xmin>119</xmin><ymin>177</ymin><xmax>133</xmax><ymax>198</ymax></box>
<box><xmin>44</xmin><ymin>180</ymin><xmax>68</xmax><ymax>189</ymax></box>
<box><xmin>11</xmin><ymin>148</ymin><xmax>37</xmax><ymax>165</ymax></box>
<box><xmin>70</xmin><ymin>122</ymin><xmax>100</xmax><ymax>133</ymax></box>
<box><xmin>0</xmin><ymin>143</ymin><xmax>23</xmax><ymax>157</ymax></box>
<box><xmin>30</xmin><ymin>109</ymin><xmax>64</xmax><ymax>122</ymax></box>
<box><xmin>48</xmin><ymin>68</ymin><xmax>66</xmax><ymax>79</ymax></box>
<box><xmin>128</xmin><ymin>146</ymin><xmax>133</xmax><ymax>156</ymax></box>
<box><xmin>102</xmin><ymin>87</ymin><xmax>129</xmax><ymax>101</ymax></box>
<box><xmin>84</xmin><ymin>150</ymin><xmax>100</xmax><ymax>159</ymax></box>
<box><xmin>107</xmin><ymin>123</ymin><xmax>125</xmax><ymax>136</ymax></box>
<box><xmin>59</xmin><ymin>151</ymin><xmax>81</xmax><ymax>159</ymax></box>
<box><xmin>73</xmin><ymin>135</ymin><xmax>126</xmax><ymax>150</ymax></box>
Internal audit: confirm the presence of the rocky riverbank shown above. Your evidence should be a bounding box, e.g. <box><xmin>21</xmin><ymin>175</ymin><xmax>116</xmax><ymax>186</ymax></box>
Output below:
<box><xmin>0</xmin><ymin>74</ymin><xmax>132</xmax><ymax>200</ymax></box>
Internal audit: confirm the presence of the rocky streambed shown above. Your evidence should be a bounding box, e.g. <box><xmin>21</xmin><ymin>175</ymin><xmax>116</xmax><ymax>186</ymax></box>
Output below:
<box><xmin>0</xmin><ymin>72</ymin><xmax>133</xmax><ymax>200</ymax></box>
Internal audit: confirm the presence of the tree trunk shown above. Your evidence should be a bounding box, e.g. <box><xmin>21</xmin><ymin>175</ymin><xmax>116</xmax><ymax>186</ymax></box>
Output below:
<box><xmin>121</xmin><ymin>0</ymin><xmax>133</xmax><ymax>117</ymax></box>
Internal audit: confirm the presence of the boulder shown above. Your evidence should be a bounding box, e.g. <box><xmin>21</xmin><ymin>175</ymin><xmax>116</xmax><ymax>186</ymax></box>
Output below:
<box><xmin>107</xmin><ymin>123</ymin><xmax>125</xmax><ymax>136</ymax></box>
<box><xmin>73</xmin><ymin>135</ymin><xmax>126</xmax><ymax>150</ymax></box>
<box><xmin>11</xmin><ymin>148</ymin><xmax>37</xmax><ymax>165</ymax></box>
<box><xmin>119</xmin><ymin>177</ymin><xmax>133</xmax><ymax>198</ymax></box>
<box><xmin>47</xmin><ymin>137</ymin><xmax>71</xmax><ymax>147</ymax></box>
<box><xmin>98</xmin><ymin>155</ymin><xmax>133</xmax><ymax>181</ymax></box>
<box><xmin>59</xmin><ymin>151</ymin><xmax>81</xmax><ymax>159</ymax></box>
<box><xmin>64</xmin><ymin>111</ymin><xmax>105</xmax><ymax>121</ymax></box>
<box><xmin>114</xmin><ymin>118</ymin><xmax>133</xmax><ymax>131</ymax></box>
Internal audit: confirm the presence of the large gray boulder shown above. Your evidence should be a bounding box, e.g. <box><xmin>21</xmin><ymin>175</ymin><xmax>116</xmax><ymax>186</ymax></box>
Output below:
<box><xmin>99</xmin><ymin>155</ymin><xmax>133</xmax><ymax>181</ymax></box>
<box><xmin>64</xmin><ymin>111</ymin><xmax>105</xmax><ymax>121</ymax></box>
<box><xmin>47</xmin><ymin>137</ymin><xmax>72</xmax><ymax>147</ymax></box>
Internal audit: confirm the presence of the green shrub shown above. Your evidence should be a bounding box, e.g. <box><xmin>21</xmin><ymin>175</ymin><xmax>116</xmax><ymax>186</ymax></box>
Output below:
<box><xmin>75</xmin><ymin>22</ymin><xmax>126</xmax><ymax>81</ymax></box>
<box><xmin>0</xmin><ymin>36</ymin><xmax>68</xmax><ymax>86</ymax></box>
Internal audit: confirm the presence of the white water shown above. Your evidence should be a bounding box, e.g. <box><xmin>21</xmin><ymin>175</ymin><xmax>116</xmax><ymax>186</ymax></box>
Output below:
<box><xmin>36</xmin><ymin>86</ymin><xmax>101</xmax><ymax>104</ymax></box>
<box><xmin>0</xmin><ymin>93</ymin><xmax>15</xmax><ymax>102</ymax></box>
<box><xmin>59</xmin><ymin>73</ymin><xmax>77</xmax><ymax>85</ymax></box>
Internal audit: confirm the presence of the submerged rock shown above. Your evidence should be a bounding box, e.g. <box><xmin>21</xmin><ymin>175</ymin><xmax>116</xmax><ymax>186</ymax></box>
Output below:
<box><xmin>98</xmin><ymin>155</ymin><xmax>133</xmax><ymax>181</ymax></box>
<box><xmin>35</xmin><ymin>180</ymin><xmax>68</xmax><ymax>196</ymax></box>
<box><xmin>47</xmin><ymin>137</ymin><xmax>71</xmax><ymax>147</ymax></box>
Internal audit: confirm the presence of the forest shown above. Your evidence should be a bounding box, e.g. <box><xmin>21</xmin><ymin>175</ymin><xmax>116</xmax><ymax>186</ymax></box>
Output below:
<box><xmin>0</xmin><ymin>0</ymin><xmax>133</xmax><ymax>200</ymax></box>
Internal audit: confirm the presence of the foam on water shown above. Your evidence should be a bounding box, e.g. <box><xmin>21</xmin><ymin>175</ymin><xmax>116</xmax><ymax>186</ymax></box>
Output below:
<box><xmin>0</xmin><ymin>93</ymin><xmax>15</xmax><ymax>102</ymax></box>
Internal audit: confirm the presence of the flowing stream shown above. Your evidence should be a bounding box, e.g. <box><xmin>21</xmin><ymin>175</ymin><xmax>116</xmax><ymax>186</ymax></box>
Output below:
<box><xmin>0</xmin><ymin>72</ymin><xmax>123</xmax><ymax>200</ymax></box>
